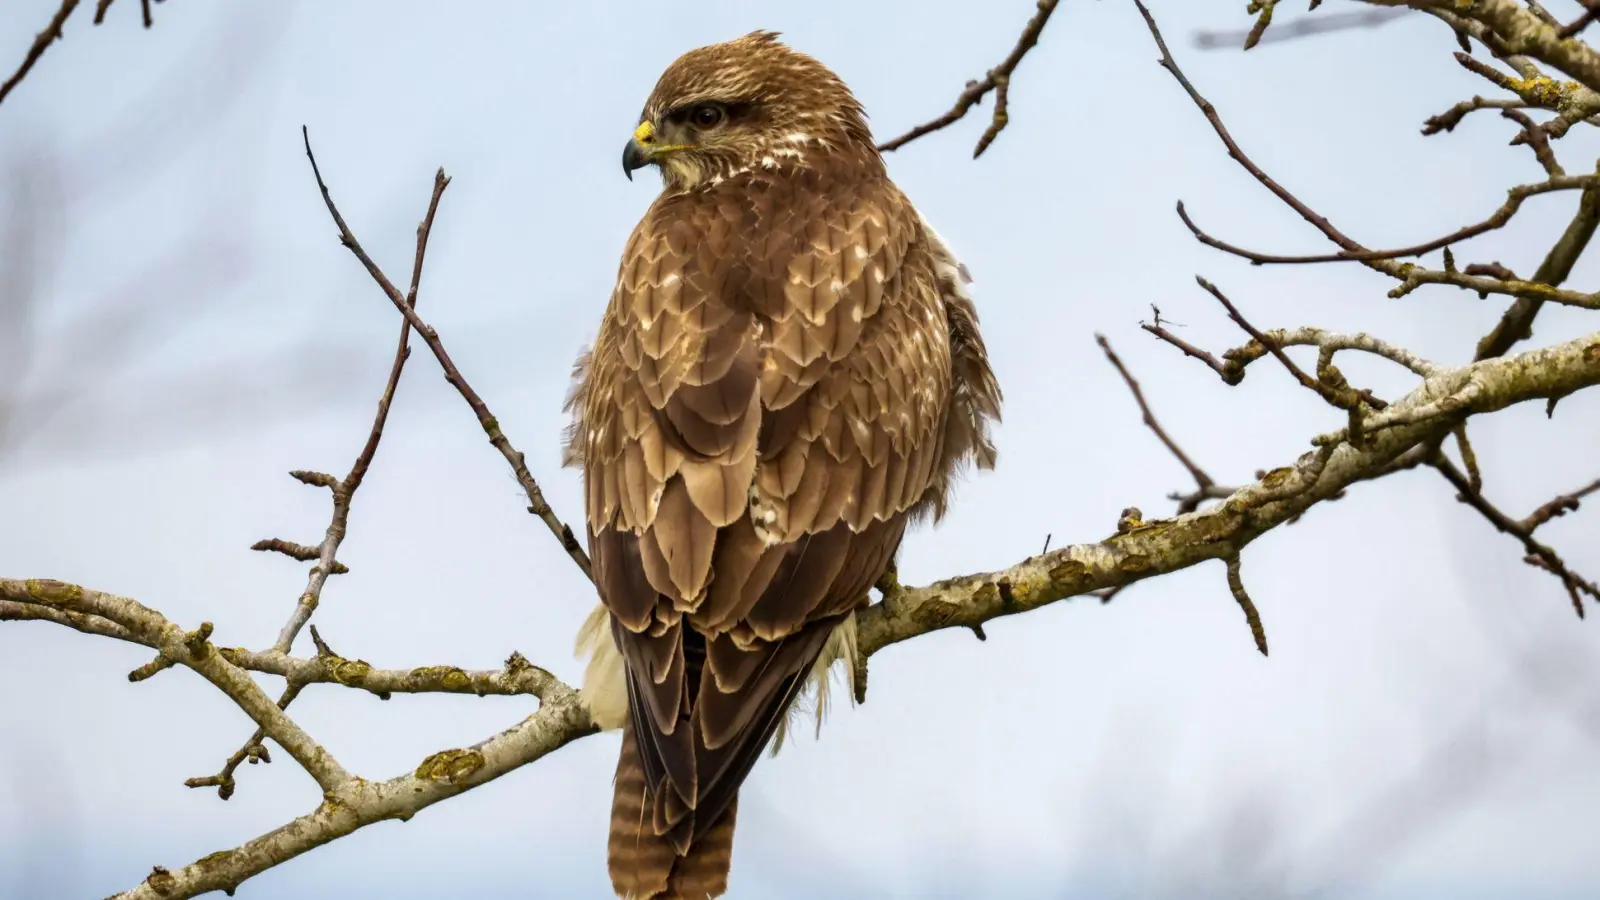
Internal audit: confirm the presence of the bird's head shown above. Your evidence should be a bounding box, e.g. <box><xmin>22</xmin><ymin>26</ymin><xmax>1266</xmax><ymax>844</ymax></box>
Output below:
<box><xmin>622</xmin><ymin>31</ymin><xmax>878</xmax><ymax>191</ymax></box>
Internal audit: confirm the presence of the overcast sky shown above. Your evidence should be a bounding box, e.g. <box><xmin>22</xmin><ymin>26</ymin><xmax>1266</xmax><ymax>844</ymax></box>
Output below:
<box><xmin>2</xmin><ymin>1</ymin><xmax>1599</xmax><ymax>897</ymax></box>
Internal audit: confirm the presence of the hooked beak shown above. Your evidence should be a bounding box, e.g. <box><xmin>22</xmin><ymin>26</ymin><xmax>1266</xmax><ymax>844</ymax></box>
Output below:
<box><xmin>622</xmin><ymin>121</ymin><xmax>655</xmax><ymax>181</ymax></box>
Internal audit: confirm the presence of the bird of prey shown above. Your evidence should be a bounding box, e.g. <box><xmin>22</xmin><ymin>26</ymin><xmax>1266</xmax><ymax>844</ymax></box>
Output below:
<box><xmin>563</xmin><ymin>31</ymin><xmax>1001</xmax><ymax>899</ymax></box>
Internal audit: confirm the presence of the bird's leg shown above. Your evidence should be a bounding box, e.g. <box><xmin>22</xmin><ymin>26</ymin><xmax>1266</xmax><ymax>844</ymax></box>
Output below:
<box><xmin>874</xmin><ymin>558</ymin><xmax>904</xmax><ymax>613</ymax></box>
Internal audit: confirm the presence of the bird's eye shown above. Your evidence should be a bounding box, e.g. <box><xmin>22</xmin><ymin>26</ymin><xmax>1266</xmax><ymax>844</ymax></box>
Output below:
<box><xmin>690</xmin><ymin>104</ymin><xmax>725</xmax><ymax>129</ymax></box>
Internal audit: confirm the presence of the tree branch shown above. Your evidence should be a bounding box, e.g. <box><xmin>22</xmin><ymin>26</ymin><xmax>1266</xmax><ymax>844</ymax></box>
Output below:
<box><xmin>1432</xmin><ymin>456</ymin><xmax>1598</xmax><ymax>618</ymax></box>
<box><xmin>856</xmin><ymin>326</ymin><xmax>1600</xmax><ymax>653</ymax></box>
<box><xmin>1521</xmin><ymin>476</ymin><xmax>1600</xmax><ymax>531</ymax></box>
<box><xmin>1367</xmin><ymin>1</ymin><xmax>1600</xmax><ymax>96</ymax></box>
<box><xmin>8</xmin><ymin>321</ymin><xmax>1594</xmax><ymax>897</ymax></box>
<box><xmin>1475</xmin><ymin>168</ymin><xmax>1600</xmax><ymax>360</ymax></box>
<box><xmin>1225</xmin><ymin>553</ymin><xmax>1269</xmax><ymax>656</ymax></box>
<box><xmin>7</xmin><ymin>6</ymin><xmax>1600</xmax><ymax>895</ymax></box>
<box><xmin>1177</xmin><ymin>174</ymin><xmax>1600</xmax><ymax>266</ymax></box>
<box><xmin>177</xmin><ymin>166</ymin><xmax>453</xmax><ymax>799</ymax></box>
<box><xmin>0</xmin><ymin>0</ymin><xmax>81</xmax><ymax>108</ymax></box>
<box><xmin>301</xmin><ymin>127</ymin><xmax>593</xmax><ymax>582</ymax></box>
<box><xmin>1142</xmin><ymin>0</ymin><xmax>1600</xmax><ymax>314</ymax></box>
<box><xmin>0</xmin><ymin>0</ymin><xmax>165</xmax><ymax>109</ymax></box>
<box><xmin>271</xmin><ymin>166</ymin><xmax>450</xmax><ymax>656</ymax></box>
<box><xmin>877</xmin><ymin>0</ymin><xmax>1062</xmax><ymax>157</ymax></box>
<box><xmin>1560</xmin><ymin>0</ymin><xmax>1600</xmax><ymax>40</ymax></box>
<box><xmin>0</xmin><ymin>580</ymin><xmax>352</xmax><ymax>792</ymax></box>
<box><xmin>1</xmin><ymin>598</ymin><xmax>558</xmax><ymax>699</ymax></box>
<box><xmin>1095</xmin><ymin>333</ymin><xmax>1225</xmax><ymax>513</ymax></box>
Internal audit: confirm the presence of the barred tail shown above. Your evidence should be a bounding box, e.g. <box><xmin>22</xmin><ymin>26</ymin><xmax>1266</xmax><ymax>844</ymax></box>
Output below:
<box><xmin>608</xmin><ymin>719</ymin><xmax>738</xmax><ymax>899</ymax></box>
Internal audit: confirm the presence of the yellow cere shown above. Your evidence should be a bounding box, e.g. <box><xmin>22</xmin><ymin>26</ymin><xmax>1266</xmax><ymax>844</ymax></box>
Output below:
<box><xmin>632</xmin><ymin>119</ymin><xmax>691</xmax><ymax>156</ymax></box>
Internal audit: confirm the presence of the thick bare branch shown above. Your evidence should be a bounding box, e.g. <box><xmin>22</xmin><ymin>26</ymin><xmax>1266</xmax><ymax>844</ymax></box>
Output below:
<box><xmin>1</xmin><ymin>598</ymin><xmax>557</xmax><ymax>700</ymax></box>
<box><xmin>106</xmin><ymin>685</ymin><xmax>592</xmax><ymax>900</ymax></box>
<box><xmin>0</xmin><ymin>580</ymin><xmax>351</xmax><ymax>792</ymax></box>
<box><xmin>857</xmin><ymin>327</ymin><xmax>1600</xmax><ymax>653</ymax></box>
<box><xmin>8</xmin><ymin>322</ymin><xmax>1593</xmax><ymax>898</ymax></box>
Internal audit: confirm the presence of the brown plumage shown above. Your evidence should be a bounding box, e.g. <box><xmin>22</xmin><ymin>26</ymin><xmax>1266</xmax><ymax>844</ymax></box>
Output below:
<box><xmin>563</xmin><ymin>31</ymin><xmax>1002</xmax><ymax>899</ymax></box>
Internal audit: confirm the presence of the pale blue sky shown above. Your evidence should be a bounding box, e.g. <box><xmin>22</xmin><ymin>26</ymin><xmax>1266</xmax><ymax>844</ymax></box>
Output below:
<box><xmin>2</xmin><ymin>1</ymin><xmax>1599</xmax><ymax>897</ymax></box>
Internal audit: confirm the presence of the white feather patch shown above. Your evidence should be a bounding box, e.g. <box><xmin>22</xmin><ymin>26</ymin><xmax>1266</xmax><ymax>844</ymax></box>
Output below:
<box><xmin>769</xmin><ymin>612</ymin><xmax>860</xmax><ymax>756</ymax></box>
<box><xmin>918</xmin><ymin>215</ymin><xmax>976</xmax><ymax>294</ymax></box>
<box><xmin>573</xmin><ymin>603</ymin><xmax>628</xmax><ymax>731</ymax></box>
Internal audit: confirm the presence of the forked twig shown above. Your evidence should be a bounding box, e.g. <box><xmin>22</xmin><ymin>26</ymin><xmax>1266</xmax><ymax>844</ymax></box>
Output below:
<box><xmin>300</xmin><ymin>127</ymin><xmax>593</xmax><ymax>583</ymax></box>
<box><xmin>877</xmin><ymin>0</ymin><xmax>1061</xmax><ymax>157</ymax></box>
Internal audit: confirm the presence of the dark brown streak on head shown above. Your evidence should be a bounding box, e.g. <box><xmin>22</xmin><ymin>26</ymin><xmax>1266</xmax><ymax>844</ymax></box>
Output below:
<box><xmin>631</xmin><ymin>30</ymin><xmax>882</xmax><ymax>191</ymax></box>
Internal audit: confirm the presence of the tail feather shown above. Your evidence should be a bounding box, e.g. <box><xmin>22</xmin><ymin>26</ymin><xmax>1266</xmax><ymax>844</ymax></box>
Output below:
<box><xmin>665</xmin><ymin>795</ymin><xmax>736</xmax><ymax>899</ymax></box>
<box><xmin>609</xmin><ymin>719</ymin><xmax>738</xmax><ymax>899</ymax></box>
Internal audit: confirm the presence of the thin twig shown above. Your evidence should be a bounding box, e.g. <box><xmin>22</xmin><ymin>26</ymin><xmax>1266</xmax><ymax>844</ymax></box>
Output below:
<box><xmin>1559</xmin><ymin>0</ymin><xmax>1600</xmax><ymax>39</ymax></box>
<box><xmin>189</xmin><ymin>167</ymin><xmax>452</xmax><ymax>798</ymax></box>
<box><xmin>1140</xmin><ymin>305</ymin><xmax>1230</xmax><ymax>380</ymax></box>
<box><xmin>1453</xmin><ymin>424</ymin><xmax>1482</xmax><ymax>493</ymax></box>
<box><xmin>1225</xmin><ymin>554</ymin><xmax>1269</xmax><ymax>656</ymax></box>
<box><xmin>877</xmin><ymin>0</ymin><xmax>1061</xmax><ymax>157</ymax></box>
<box><xmin>271</xmin><ymin>166</ymin><xmax>451</xmax><ymax>655</ymax></box>
<box><xmin>1096</xmin><ymin>333</ymin><xmax>1220</xmax><ymax>512</ymax></box>
<box><xmin>1475</xmin><ymin>169</ymin><xmax>1600</xmax><ymax>361</ymax></box>
<box><xmin>1434</xmin><ymin>455</ymin><xmax>1597</xmax><ymax>619</ymax></box>
<box><xmin>250</xmin><ymin>538</ymin><xmax>349</xmax><ymax>573</ymax></box>
<box><xmin>1135</xmin><ymin>3</ymin><xmax>1368</xmax><ymax>256</ymax></box>
<box><xmin>1421</xmin><ymin>96</ymin><xmax>1532</xmax><ymax>135</ymax></box>
<box><xmin>1148</xmin><ymin>323</ymin><xmax>1437</xmax><ymax>391</ymax></box>
<box><xmin>1142</xmin><ymin>2</ymin><xmax>1600</xmax><ymax>314</ymax></box>
<box><xmin>301</xmin><ymin>127</ymin><xmax>594</xmax><ymax>582</ymax></box>
<box><xmin>1499</xmin><ymin>108</ymin><xmax>1563</xmax><ymax>177</ymax></box>
<box><xmin>1175</xmin><ymin>176</ymin><xmax>1599</xmax><ymax>266</ymax></box>
<box><xmin>0</xmin><ymin>0</ymin><xmax>83</xmax><ymax>108</ymax></box>
<box><xmin>1195</xmin><ymin>277</ymin><xmax>1387</xmax><ymax>413</ymax></box>
<box><xmin>185</xmin><ymin>684</ymin><xmax>302</xmax><ymax>800</ymax></box>
<box><xmin>1521</xmin><ymin>477</ymin><xmax>1600</xmax><ymax>531</ymax></box>
<box><xmin>1168</xmin><ymin>484</ymin><xmax>1240</xmax><ymax>513</ymax></box>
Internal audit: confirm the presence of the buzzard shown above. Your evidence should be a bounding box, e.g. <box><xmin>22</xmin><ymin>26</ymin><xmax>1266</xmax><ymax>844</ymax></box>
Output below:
<box><xmin>564</xmin><ymin>31</ymin><xmax>1001</xmax><ymax>899</ymax></box>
